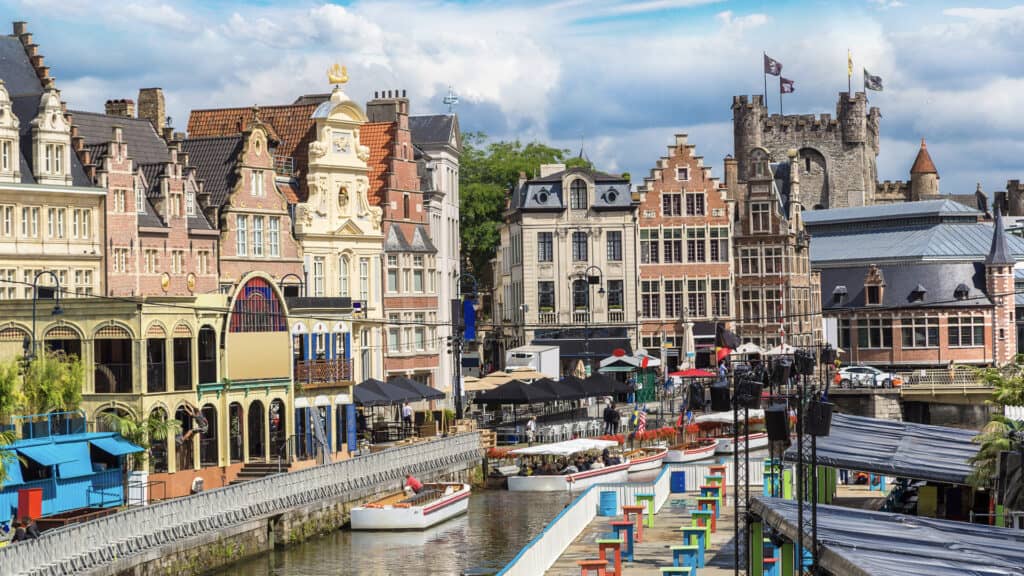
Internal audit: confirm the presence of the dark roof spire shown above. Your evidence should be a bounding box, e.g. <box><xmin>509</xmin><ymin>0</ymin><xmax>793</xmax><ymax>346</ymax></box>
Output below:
<box><xmin>985</xmin><ymin>204</ymin><xmax>1015</xmax><ymax>266</ymax></box>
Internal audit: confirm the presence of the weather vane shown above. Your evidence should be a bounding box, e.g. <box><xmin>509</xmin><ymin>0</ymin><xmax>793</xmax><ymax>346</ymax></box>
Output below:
<box><xmin>443</xmin><ymin>85</ymin><xmax>459</xmax><ymax>113</ymax></box>
<box><xmin>328</xmin><ymin>63</ymin><xmax>349</xmax><ymax>86</ymax></box>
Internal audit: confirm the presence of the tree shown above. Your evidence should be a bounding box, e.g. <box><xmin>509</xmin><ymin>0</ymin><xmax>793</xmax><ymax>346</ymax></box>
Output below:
<box><xmin>969</xmin><ymin>356</ymin><xmax>1024</xmax><ymax>488</ymax></box>
<box><xmin>101</xmin><ymin>411</ymin><xmax>181</xmax><ymax>472</ymax></box>
<box><xmin>0</xmin><ymin>429</ymin><xmax>21</xmax><ymax>489</ymax></box>
<box><xmin>0</xmin><ymin>359</ymin><xmax>21</xmax><ymax>424</ymax></box>
<box><xmin>20</xmin><ymin>351</ymin><xmax>84</xmax><ymax>415</ymax></box>
<box><xmin>459</xmin><ymin>133</ymin><xmax>592</xmax><ymax>287</ymax></box>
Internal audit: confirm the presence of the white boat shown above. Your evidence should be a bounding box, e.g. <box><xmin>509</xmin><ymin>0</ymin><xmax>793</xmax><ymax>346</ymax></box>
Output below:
<box><xmin>506</xmin><ymin>438</ymin><xmax>630</xmax><ymax>492</ymax></box>
<box><xmin>715</xmin><ymin>432</ymin><xmax>769</xmax><ymax>454</ymax></box>
<box><xmin>665</xmin><ymin>438</ymin><xmax>719</xmax><ymax>463</ymax></box>
<box><xmin>624</xmin><ymin>447</ymin><xmax>668</xmax><ymax>472</ymax></box>
<box><xmin>350</xmin><ymin>483</ymin><xmax>471</xmax><ymax>530</ymax></box>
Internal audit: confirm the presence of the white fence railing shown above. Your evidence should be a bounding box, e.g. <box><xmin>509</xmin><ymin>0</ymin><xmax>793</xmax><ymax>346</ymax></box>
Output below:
<box><xmin>0</xmin><ymin>433</ymin><xmax>482</xmax><ymax>576</ymax></box>
<box><xmin>497</xmin><ymin>460</ymin><xmax>766</xmax><ymax>576</ymax></box>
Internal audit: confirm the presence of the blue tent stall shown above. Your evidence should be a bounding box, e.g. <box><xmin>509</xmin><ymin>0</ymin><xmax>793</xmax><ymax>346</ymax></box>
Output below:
<box><xmin>0</xmin><ymin>431</ymin><xmax>143</xmax><ymax>519</ymax></box>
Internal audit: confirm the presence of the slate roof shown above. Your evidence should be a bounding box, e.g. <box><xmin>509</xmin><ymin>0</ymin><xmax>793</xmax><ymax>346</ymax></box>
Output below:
<box><xmin>180</xmin><ymin>135</ymin><xmax>243</xmax><ymax>207</ymax></box>
<box><xmin>384</xmin><ymin>225</ymin><xmax>411</xmax><ymax>252</ymax></box>
<box><xmin>10</xmin><ymin>96</ymin><xmax>93</xmax><ymax>187</ymax></box>
<box><xmin>291</xmin><ymin>94</ymin><xmax>330</xmax><ymax>106</ymax></box>
<box><xmin>531</xmin><ymin>167</ymin><xmax>626</xmax><ymax>183</ymax></box>
<box><xmin>514</xmin><ymin>167</ymin><xmax>632</xmax><ymax>212</ymax></box>
<box><xmin>821</xmin><ymin>262</ymin><xmax>991</xmax><ymax>310</ymax></box>
<box><xmin>408</xmin><ymin>115</ymin><xmax>454</xmax><ymax>145</ymax></box>
<box><xmin>71</xmin><ymin>110</ymin><xmax>170</xmax><ymax>166</ymax></box>
<box><xmin>911</xmin><ymin>138</ymin><xmax>938</xmax><ymax>174</ymax></box>
<box><xmin>361</xmin><ymin>122</ymin><xmax>393</xmax><ymax>208</ymax></box>
<box><xmin>810</xmin><ymin>222</ymin><xmax>1024</xmax><ymax>265</ymax></box>
<box><xmin>986</xmin><ymin>205</ymin><xmax>1015</xmax><ymax>266</ymax></box>
<box><xmin>803</xmin><ymin>199</ymin><xmax>980</xmax><ymax>226</ymax></box>
<box><xmin>0</xmin><ymin>35</ymin><xmax>42</xmax><ymax>96</ymax></box>
<box><xmin>410</xmin><ymin>225</ymin><xmax>437</xmax><ymax>253</ymax></box>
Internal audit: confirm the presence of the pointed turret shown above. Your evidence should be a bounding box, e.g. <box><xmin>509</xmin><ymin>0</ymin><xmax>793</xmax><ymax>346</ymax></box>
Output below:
<box><xmin>910</xmin><ymin>138</ymin><xmax>937</xmax><ymax>174</ymax></box>
<box><xmin>985</xmin><ymin>204</ymin><xmax>1015</xmax><ymax>266</ymax></box>
<box><xmin>909</xmin><ymin>138</ymin><xmax>939</xmax><ymax>200</ymax></box>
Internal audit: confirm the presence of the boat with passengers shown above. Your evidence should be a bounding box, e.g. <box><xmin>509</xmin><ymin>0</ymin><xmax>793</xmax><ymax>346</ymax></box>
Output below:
<box><xmin>694</xmin><ymin>409</ymin><xmax>769</xmax><ymax>454</ymax></box>
<box><xmin>506</xmin><ymin>438</ymin><xmax>630</xmax><ymax>492</ymax></box>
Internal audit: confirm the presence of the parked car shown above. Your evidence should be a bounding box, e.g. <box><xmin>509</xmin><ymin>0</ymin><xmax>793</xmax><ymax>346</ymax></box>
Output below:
<box><xmin>837</xmin><ymin>365</ymin><xmax>901</xmax><ymax>388</ymax></box>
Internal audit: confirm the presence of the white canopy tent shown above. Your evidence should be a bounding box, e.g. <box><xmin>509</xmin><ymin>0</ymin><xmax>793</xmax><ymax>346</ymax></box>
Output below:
<box><xmin>510</xmin><ymin>438</ymin><xmax>619</xmax><ymax>457</ymax></box>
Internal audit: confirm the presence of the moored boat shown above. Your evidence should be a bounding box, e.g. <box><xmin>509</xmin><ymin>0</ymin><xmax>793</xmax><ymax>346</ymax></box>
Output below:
<box><xmin>692</xmin><ymin>409</ymin><xmax>769</xmax><ymax>454</ymax></box>
<box><xmin>506</xmin><ymin>438</ymin><xmax>630</xmax><ymax>492</ymax></box>
<box><xmin>350</xmin><ymin>483</ymin><xmax>471</xmax><ymax>530</ymax></box>
<box><xmin>714</xmin><ymin>432</ymin><xmax>769</xmax><ymax>454</ymax></box>
<box><xmin>624</xmin><ymin>447</ymin><xmax>668</xmax><ymax>472</ymax></box>
<box><xmin>665</xmin><ymin>438</ymin><xmax>718</xmax><ymax>463</ymax></box>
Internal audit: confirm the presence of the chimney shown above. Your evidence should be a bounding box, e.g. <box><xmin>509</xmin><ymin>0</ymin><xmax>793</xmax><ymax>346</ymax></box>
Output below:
<box><xmin>538</xmin><ymin>164</ymin><xmax>565</xmax><ymax>178</ymax></box>
<box><xmin>366</xmin><ymin>89</ymin><xmax>410</xmax><ymax>123</ymax></box>
<box><xmin>13</xmin><ymin>21</ymin><xmax>28</xmax><ymax>36</ymax></box>
<box><xmin>105</xmin><ymin>99</ymin><xmax>135</xmax><ymax>118</ymax></box>
<box><xmin>137</xmin><ymin>88</ymin><xmax>166</xmax><ymax>132</ymax></box>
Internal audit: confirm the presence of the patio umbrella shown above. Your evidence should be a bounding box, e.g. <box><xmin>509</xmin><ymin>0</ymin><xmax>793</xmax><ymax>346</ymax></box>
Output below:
<box><xmin>353</xmin><ymin>384</ymin><xmax>390</xmax><ymax>406</ymax></box>
<box><xmin>505</xmin><ymin>367</ymin><xmax>547</xmax><ymax>380</ymax></box>
<box><xmin>765</xmin><ymin>343</ymin><xmax>797</xmax><ymax>356</ymax></box>
<box><xmin>463</xmin><ymin>377</ymin><xmax>498</xmax><ymax>392</ymax></box>
<box><xmin>387</xmin><ymin>376</ymin><xmax>446</xmax><ymax>401</ymax></box>
<box><xmin>532</xmin><ymin>378</ymin><xmax>585</xmax><ymax>401</ymax></box>
<box><xmin>356</xmin><ymin>378</ymin><xmax>418</xmax><ymax>405</ymax></box>
<box><xmin>474</xmin><ymin>379</ymin><xmax>557</xmax><ymax>405</ymax></box>
<box><xmin>583</xmin><ymin>372</ymin><xmax>630</xmax><ymax>396</ymax></box>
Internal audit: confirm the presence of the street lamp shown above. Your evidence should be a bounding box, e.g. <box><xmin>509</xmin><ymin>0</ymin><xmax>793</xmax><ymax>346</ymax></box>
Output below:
<box><xmin>23</xmin><ymin>270</ymin><xmax>64</xmax><ymax>362</ymax></box>
<box><xmin>576</xmin><ymin>265</ymin><xmax>604</xmax><ymax>376</ymax></box>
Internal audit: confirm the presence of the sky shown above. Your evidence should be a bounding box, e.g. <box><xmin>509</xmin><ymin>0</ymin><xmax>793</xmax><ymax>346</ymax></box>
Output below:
<box><xmin>6</xmin><ymin>0</ymin><xmax>1024</xmax><ymax>194</ymax></box>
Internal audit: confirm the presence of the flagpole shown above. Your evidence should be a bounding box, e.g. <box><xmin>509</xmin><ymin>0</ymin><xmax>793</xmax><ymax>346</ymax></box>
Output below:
<box><xmin>779</xmin><ymin>77</ymin><xmax>783</xmax><ymax>115</ymax></box>
<box><xmin>763</xmin><ymin>52</ymin><xmax>768</xmax><ymax>114</ymax></box>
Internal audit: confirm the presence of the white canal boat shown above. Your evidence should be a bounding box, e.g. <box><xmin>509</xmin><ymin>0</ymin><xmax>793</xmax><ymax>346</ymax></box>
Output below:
<box><xmin>665</xmin><ymin>438</ymin><xmax>719</xmax><ymax>463</ymax></box>
<box><xmin>624</xmin><ymin>447</ymin><xmax>669</xmax><ymax>472</ymax></box>
<box><xmin>715</xmin><ymin>432</ymin><xmax>769</xmax><ymax>454</ymax></box>
<box><xmin>506</xmin><ymin>438</ymin><xmax>630</xmax><ymax>492</ymax></box>
<box><xmin>350</xmin><ymin>482</ymin><xmax>471</xmax><ymax>530</ymax></box>
<box><xmin>693</xmin><ymin>409</ymin><xmax>770</xmax><ymax>454</ymax></box>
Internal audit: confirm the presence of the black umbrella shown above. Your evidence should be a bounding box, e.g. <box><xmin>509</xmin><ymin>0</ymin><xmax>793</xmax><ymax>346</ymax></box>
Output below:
<box><xmin>387</xmin><ymin>376</ymin><xmax>446</xmax><ymax>401</ymax></box>
<box><xmin>356</xmin><ymin>378</ymin><xmax>418</xmax><ymax>405</ymax></box>
<box><xmin>353</xmin><ymin>384</ymin><xmax>390</xmax><ymax>407</ymax></box>
<box><xmin>533</xmin><ymin>378</ymin><xmax>585</xmax><ymax>401</ymax></box>
<box><xmin>561</xmin><ymin>376</ymin><xmax>588</xmax><ymax>397</ymax></box>
<box><xmin>583</xmin><ymin>372</ymin><xmax>631</xmax><ymax>396</ymax></box>
<box><xmin>475</xmin><ymin>379</ymin><xmax>556</xmax><ymax>405</ymax></box>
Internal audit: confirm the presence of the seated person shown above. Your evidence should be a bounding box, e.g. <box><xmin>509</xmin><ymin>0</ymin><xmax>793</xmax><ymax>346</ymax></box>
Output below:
<box><xmin>560</xmin><ymin>462</ymin><xmax>579</xmax><ymax>475</ymax></box>
<box><xmin>404</xmin><ymin>474</ymin><xmax>424</xmax><ymax>496</ymax></box>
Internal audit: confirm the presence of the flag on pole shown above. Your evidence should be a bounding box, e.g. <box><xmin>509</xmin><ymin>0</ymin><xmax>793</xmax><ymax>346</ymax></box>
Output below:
<box><xmin>636</xmin><ymin>407</ymin><xmax>647</xmax><ymax>435</ymax></box>
<box><xmin>780</xmin><ymin>77</ymin><xmax>795</xmax><ymax>94</ymax></box>
<box><xmin>864</xmin><ymin>69</ymin><xmax>884</xmax><ymax>91</ymax></box>
<box><xmin>764</xmin><ymin>54</ymin><xmax>783</xmax><ymax>76</ymax></box>
<box><xmin>715</xmin><ymin>323</ymin><xmax>741</xmax><ymax>362</ymax></box>
<box><xmin>847</xmin><ymin>50</ymin><xmax>853</xmax><ymax>78</ymax></box>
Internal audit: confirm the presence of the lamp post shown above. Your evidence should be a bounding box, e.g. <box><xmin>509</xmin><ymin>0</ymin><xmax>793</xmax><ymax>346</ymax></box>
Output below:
<box><xmin>576</xmin><ymin>265</ymin><xmax>605</xmax><ymax>377</ymax></box>
<box><xmin>24</xmin><ymin>270</ymin><xmax>64</xmax><ymax>362</ymax></box>
<box><xmin>451</xmin><ymin>272</ymin><xmax>478</xmax><ymax>420</ymax></box>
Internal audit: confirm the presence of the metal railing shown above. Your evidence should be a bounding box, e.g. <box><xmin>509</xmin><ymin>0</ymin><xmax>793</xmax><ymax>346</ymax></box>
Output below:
<box><xmin>572</xmin><ymin>311</ymin><xmax>591</xmax><ymax>324</ymax></box>
<box><xmin>498</xmin><ymin>461</ymin><xmax>765</xmax><ymax>576</ymax></box>
<box><xmin>0</xmin><ymin>433</ymin><xmax>483</xmax><ymax>576</ymax></box>
<box><xmin>93</xmin><ymin>363</ymin><xmax>133</xmax><ymax>394</ymax></box>
<box><xmin>608</xmin><ymin>310</ymin><xmax>625</xmax><ymax>323</ymax></box>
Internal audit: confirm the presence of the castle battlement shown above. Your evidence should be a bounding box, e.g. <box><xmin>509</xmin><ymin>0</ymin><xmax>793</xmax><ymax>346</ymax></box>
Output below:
<box><xmin>732</xmin><ymin>94</ymin><xmax>765</xmax><ymax>109</ymax></box>
<box><xmin>763</xmin><ymin>113</ymin><xmax>840</xmax><ymax>133</ymax></box>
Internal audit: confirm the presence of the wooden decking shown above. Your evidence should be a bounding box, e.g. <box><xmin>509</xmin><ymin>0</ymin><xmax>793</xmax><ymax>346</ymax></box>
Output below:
<box><xmin>546</xmin><ymin>490</ymin><xmax>738</xmax><ymax>576</ymax></box>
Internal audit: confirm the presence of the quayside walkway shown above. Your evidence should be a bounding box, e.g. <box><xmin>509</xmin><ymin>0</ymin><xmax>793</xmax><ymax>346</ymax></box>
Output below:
<box><xmin>0</xmin><ymin>433</ymin><xmax>482</xmax><ymax>576</ymax></box>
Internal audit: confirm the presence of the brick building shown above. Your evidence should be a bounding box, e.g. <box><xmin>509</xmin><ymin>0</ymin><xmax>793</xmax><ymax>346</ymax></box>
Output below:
<box><xmin>366</xmin><ymin>92</ymin><xmax>440</xmax><ymax>387</ymax></box>
<box><xmin>636</xmin><ymin>134</ymin><xmax>733</xmax><ymax>371</ymax></box>
<box><xmin>724</xmin><ymin>148</ymin><xmax>821</xmax><ymax>348</ymax></box>
<box><xmin>807</xmin><ymin>199</ymin><xmax>1023</xmax><ymax>368</ymax></box>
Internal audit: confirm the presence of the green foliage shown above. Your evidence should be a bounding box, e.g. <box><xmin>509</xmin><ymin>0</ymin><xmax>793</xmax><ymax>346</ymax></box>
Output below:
<box><xmin>20</xmin><ymin>351</ymin><xmax>84</xmax><ymax>415</ymax></box>
<box><xmin>968</xmin><ymin>356</ymin><xmax>1024</xmax><ymax>488</ymax></box>
<box><xmin>459</xmin><ymin>132</ymin><xmax>592</xmax><ymax>286</ymax></box>
<box><xmin>102</xmin><ymin>411</ymin><xmax>181</xmax><ymax>471</ymax></box>
<box><xmin>0</xmin><ymin>360</ymin><xmax>21</xmax><ymax>422</ymax></box>
<box><xmin>0</xmin><ymin>429</ymin><xmax>22</xmax><ymax>490</ymax></box>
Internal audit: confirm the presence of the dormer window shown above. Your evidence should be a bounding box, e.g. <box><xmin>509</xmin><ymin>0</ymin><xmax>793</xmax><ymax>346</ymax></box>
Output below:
<box><xmin>536</xmin><ymin>187</ymin><xmax>550</xmax><ymax>204</ymax></box>
<box><xmin>832</xmin><ymin>285</ymin><xmax>848</xmax><ymax>305</ymax></box>
<box><xmin>570</xmin><ymin>179</ymin><xmax>587</xmax><ymax>210</ymax></box>
<box><xmin>864</xmin><ymin>264</ymin><xmax>885</xmax><ymax>306</ymax></box>
<box><xmin>604</xmin><ymin>187</ymin><xmax>619</xmax><ymax>203</ymax></box>
<box><xmin>910</xmin><ymin>283</ymin><xmax>927</xmax><ymax>303</ymax></box>
<box><xmin>866</xmin><ymin>286</ymin><xmax>881</xmax><ymax>305</ymax></box>
<box><xmin>954</xmin><ymin>283</ymin><xmax>970</xmax><ymax>300</ymax></box>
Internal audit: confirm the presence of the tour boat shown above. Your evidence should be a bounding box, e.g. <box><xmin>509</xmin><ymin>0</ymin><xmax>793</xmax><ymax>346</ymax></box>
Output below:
<box><xmin>350</xmin><ymin>482</ymin><xmax>471</xmax><ymax>530</ymax></box>
<box><xmin>506</xmin><ymin>438</ymin><xmax>630</xmax><ymax>492</ymax></box>
<box><xmin>665</xmin><ymin>438</ymin><xmax>719</xmax><ymax>463</ymax></box>
<box><xmin>693</xmin><ymin>409</ymin><xmax>770</xmax><ymax>454</ymax></box>
<box><xmin>624</xmin><ymin>446</ymin><xmax>669</xmax><ymax>472</ymax></box>
<box><xmin>714</xmin><ymin>432</ymin><xmax>769</xmax><ymax>454</ymax></box>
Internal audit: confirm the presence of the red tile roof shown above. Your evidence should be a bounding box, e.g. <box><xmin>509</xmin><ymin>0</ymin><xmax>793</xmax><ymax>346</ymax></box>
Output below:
<box><xmin>276</xmin><ymin>181</ymin><xmax>300</xmax><ymax>204</ymax></box>
<box><xmin>361</xmin><ymin>122</ymin><xmax>394</xmax><ymax>208</ymax></box>
<box><xmin>911</xmin><ymin>138</ymin><xmax>938</xmax><ymax>175</ymax></box>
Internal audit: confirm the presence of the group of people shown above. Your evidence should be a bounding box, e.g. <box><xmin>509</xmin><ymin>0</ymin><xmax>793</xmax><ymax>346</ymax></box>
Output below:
<box><xmin>602</xmin><ymin>402</ymin><xmax>622</xmax><ymax>434</ymax></box>
<box><xmin>2</xmin><ymin>517</ymin><xmax>40</xmax><ymax>544</ymax></box>
<box><xmin>518</xmin><ymin>448</ymin><xmax>622</xmax><ymax>476</ymax></box>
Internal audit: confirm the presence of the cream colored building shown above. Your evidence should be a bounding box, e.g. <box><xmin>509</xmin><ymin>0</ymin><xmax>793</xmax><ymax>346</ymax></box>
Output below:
<box><xmin>293</xmin><ymin>84</ymin><xmax>384</xmax><ymax>383</ymax></box>
<box><xmin>0</xmin><ymin>81</ymin><xmax>104</xmax><ymax>300</ymax></box>
<box><xmin>495</xmin><ymin>164</ymin><xmax>639</xmax><ymax>376</ymax></box>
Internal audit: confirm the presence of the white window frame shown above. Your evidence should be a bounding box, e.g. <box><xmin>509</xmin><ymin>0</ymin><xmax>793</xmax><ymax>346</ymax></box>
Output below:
<box><xmin>268</xmin><ymin>216</ymin><xmax>280</xmax><ymax>257</ymax></box>
<box><xmin>339</xmin><ymin>255</ymin><xmax>350</xmax><ymax>297</ymax></box>
<box><xmin>236</xmin><ymin>215</ymin><xmax>248</xmax><ymax>256</ymax></box>
<box><xmin>252</xmin><ymin>215</ymin><xmax>264</xmax><ymax>257</ymax></box>
<box><xmin>359</xmin><ymin>258</ymin><xmax>369</xmax><ymax>301</ymax></box>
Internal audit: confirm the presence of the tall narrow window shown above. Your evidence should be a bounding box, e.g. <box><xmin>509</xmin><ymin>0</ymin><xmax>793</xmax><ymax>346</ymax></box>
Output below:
<box><xmin>687</xmin><ymin>279</ymin><xmax>707</xmax><ymax>317</ymax></box>
<box><xmin>710</xmin><ymin>227</ymin><xmax>729</xmax><ymax>262</ymax></box>
<box><xmin>662</xmin><ymin>194</ymin><xmax>682</xmax><ymax>216</ymax></box>
<box><xmin>136</xmin><ymin>185</ymin><xmax>146</xmax><ymax>213</ymax></box>
<box><xmin>252</xmin><ymin>216</ymin><xmax>264</xmax><ymax>257</ymax></box>
<box><xmin>663</xmin><ymin>228</ymin><xmax>683</xmax><ymax>263</ymax></box>
<box><xmin>44</xmin><ymin>144</ymin><xmax>52</xmax><ymax>173</ymax></box>
<box><xmin>572</xmin><ymin>279</ymin><xmax>589</xmax><ymax>310</ymax></box>
<box><xmin>359</xmin><ymin>258</ymin><xmax>369</xmax><ymax>301</ymax></box>
<box><xmin>538</xmin><ymin>281</ymin><xmax>555</xmax><ymax>311</ymax></box>
<box><xmin>641</xmin><ymin>280</ymin><xmax>660</xmax><ymax>318</ymax></box>
<box><xmin>572</xmin><ymin>231</ymin><xmax>588</xmax><ymax>261</ymax></box>
<box><xmin>664</xmin><ymin>280</ymin><xmax>684</xmax><ymax>318</ymax></box>
<box><xmin>339</xmin><ymin>255</ymin><xmax>350</xmax><ymax>297</ymax></box>
<box><xmin>607</xmin><ymin>280</ymin><xmax>624</xmax><ymax>311</ymax></box>
<box><xmin>640</xmin><ymin>229</ymin><xmax>659</xmax><ymax>263</ymax></box>
<box><xmin>711</xmin><ymin>278</ymin><xmax>730</xmax><ymax>316</ymax></box>
<box><xmin>56</xmin><ymin>208</ymin><xmax>65</xmax><ymax>239</ymax></box>
<box><xmin>537</xmin><ymin>232</ymin><xmax>553</xmax><ymax>262</ymax></box>
<box><xmin>268</xmin><ymin>217</ymin><xmax>280</xmax><ymax>257</ymax></box>
<box><xmin>570</xmin><ymin>179</ymin><xmax>587</xmax><ymax>210</ymax></box>
<box><xmin>413</xmin><ymin>255</ymin><xmax>424</xmax><ymax>292</ymax></box>
<box><xmin>403</xmin><ymin>195</ymin><xmax>410</xmax><ymax>219</ymax></box>
<box><xmin>361</xmin><ymin>329</ymin><xmax>371</xmax><ymax>381</ymax></box>
<box><xmin>30</xmin><ymin>207</ymin><xmax>38</xmax><ymax>238</ymax></box>
<box><xmin>386</xmin><ymin>254</ymin><xmax>399</xmax><ymax>292</ymax></box>
<box><xmin>606</xmin><ymin>231</ymin><xmax>622</xmax><ymax>262</ymax></box>
<box><xmin>686</xmin><ymin>228</ymin><xmax>706</xmax><ymax>262</ymax></box>
<box><xmin>72</xmin><ymin>209</ymin><xmax>80</xmax><ymax>238</ymax></box>
<box><xmin>685</xmin><ymin>193</ymin><xmax>705</xmax><ymax>216</ymax></box>
<box><xmin>186</xmin><ymin>192</ymin><xmax>195</xmax><ymax>215</ymax></box>
<box><xmin>313</xmin><ymin>256</ymin><xmax>325</xmax><ymax>297</ymax></box>
<box><xmin>2</xmin><ymin>206</ymin><xmax>11</xmax><ymax>236</ymax></box>
<box><xmin>81</xmin><ymin>209</ymin><xmax>91</xmax><ymax>239</ymax></box>
<box><xmin>54</xmin><ymin>145</ymin><xmax>63</xmax><ymax>175</ymax></box>
<box><xmin>251</xmin><ymin>170</ymin><xmax>264</xmax><ymax>197</ymax></box>
<box><xmin>236</xmin><ymin>215</ymin><xmax>248</xmax><ymax>256</ymax></box>
<box><xmin>47</xmin><ymin>207</ymin><xmax>54</xmax><ymax>238</ymax></box>
<box><xmin>1</xmin><ymin>141</ymin><xmax>9</xmax><ymax>171</ymax></box>
<box><xmin>751</xmin><ymin>202</ymin><xmax>771</xmax><ymax>233</ymax></box>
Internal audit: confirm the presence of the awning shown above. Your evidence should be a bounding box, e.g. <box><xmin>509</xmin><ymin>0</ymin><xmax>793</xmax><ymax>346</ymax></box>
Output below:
<box><xmin>57</xmin><ymin>442</ymin><xmax>94</xmax><ymax>479</ymax></box>
<box><xmin>751</xmin><ymin>497</ymin><xmax>1024</xmax><ymax>576</ymax></box>
<box><xmin>90</xmin><ymin>435</ymin><xmax>145</xmax><ymax>457</ymax></box>
<box><xmin>782</xmin><ymin>413</ymin><xmax>979</xmax><ymax>485</ymax></box>
<box><xmin>17</xmin><ymin>444</ymin><xmax>74</xmax><ymax>466</ymax></box>
<box><xmin>598</xmin><ymin>366</ymin><xmax>635</xmax><ymax>373</ymax></box>
<box><xmin>692</xmin><ymin>321</ymin><xmax>716</xmax><ymax>340</ymax></box>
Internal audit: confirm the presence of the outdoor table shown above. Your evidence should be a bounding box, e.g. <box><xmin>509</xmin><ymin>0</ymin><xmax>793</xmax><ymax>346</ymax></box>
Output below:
<box><xmin>622</xmin><ymin>504</ymin><xmax>646</xmax><ymax>542</ymax></box>
<box><xmin>697</xmin><ymin>496</ymin><xmax>720</xmax><ymax>525</ymax></box>
<box><xmin>670</xmin><ymin>544</ymin><xmax>699</xmax><ymax>570</ymax></box>
<box><xmin>596</xmin><ymin>536</ymin><xmax>623</xmax><ymax>576</ymax></box>
<box><xmin>704</xmin><ymin>474</ymin><xmax>723</xmax><ymax>488</ymax></box>
<box><xmin>609</xmin><ymin>521</ymin><xmax>635</xmax><ymax>561</ymax></box>
<box><xmin>708</xmin><ymin>464</ymin><xmax>728</xmax><ymax>498</ymax></box>
<box><xmin>690</xmin><ymin>509</ymin><xmax>714</xmax><ymax>541</ymax></box>
<box><xmin>635</xmin><ymin>493</ymin><xmax>655</xmax><ymax>528</ymax></box>
<box><xmin>674</xmin><ymin>526</ymin><xmax>706</xmax><ymax>567</ymax></box>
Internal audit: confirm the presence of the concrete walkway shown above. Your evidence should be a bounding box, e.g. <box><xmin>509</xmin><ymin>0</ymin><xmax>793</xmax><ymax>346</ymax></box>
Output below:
<box><xmin>546</xmin><ymin>490</ymin><xmax>737</xmax><ymax>575</ymax></box>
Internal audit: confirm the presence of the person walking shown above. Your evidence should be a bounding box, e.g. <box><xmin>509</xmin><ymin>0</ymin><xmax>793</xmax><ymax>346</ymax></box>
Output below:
<box><xmin>401</xmin><ymin>401</ymin><xmax>413</xmax><ymax>435</ymax></box>
<box><xmin>603</xmin><ymin>402</ymin><xmax>615</xmax><ymax>435</ymax></box>
<box><xmin>526</xmin><ymin>416</ymin><xmax>537</xmax><ymax>446</ymax></box>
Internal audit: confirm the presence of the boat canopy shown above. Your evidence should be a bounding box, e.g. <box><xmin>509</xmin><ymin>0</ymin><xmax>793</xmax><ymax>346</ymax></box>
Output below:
<box><xmin>694</xmin><ymin>409</ymin><xmax>765</xmax><ymax>424</ymax></box>
<box><xmin>510</xmin><ymin>438</ymin><xmax>619</xmax><ymax>457</ymax></box>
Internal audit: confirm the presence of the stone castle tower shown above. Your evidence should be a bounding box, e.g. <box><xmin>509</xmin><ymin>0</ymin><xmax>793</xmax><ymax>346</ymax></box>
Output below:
<box><xmin>732</xmin><ymin>92</ymin><xmax>880</xmax><ymax>209</ymax></box>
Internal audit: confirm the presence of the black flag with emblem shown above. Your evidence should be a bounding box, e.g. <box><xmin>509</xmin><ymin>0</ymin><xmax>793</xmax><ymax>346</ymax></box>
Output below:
<box><xmin>780</xmin><ymin>77</ymin><xmax>795</xmax><ymax>93</ymax></box>
<box><xmin>864</xmin><ymin>69</ymin><xmax>883</xmax><ymax>91</ymax></box>
<box><xmin>764</xmin><ymin>54</ymin><xmax>783</xmax><ymax>76</ymax></box>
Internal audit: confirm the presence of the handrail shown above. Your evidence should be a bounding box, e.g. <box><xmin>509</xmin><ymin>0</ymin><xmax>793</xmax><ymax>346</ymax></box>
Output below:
<box><xmin>0</xmin><ymin>433</ymin><xmax>483</xmax><ymax>575</ymax></box>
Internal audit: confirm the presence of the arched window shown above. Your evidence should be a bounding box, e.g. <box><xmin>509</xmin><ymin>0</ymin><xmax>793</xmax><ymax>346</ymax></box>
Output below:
<box><xmin>339</xmin><ymin>255</ymin><xmax>350</xmax><ymax>297</ymax></box>
<box><xmin>230</xmin><ymin>277</ymin><xmax>286</xmax><ymax>333</ymax></box>
<box><xmin>149</xmin><ymin>407</ymin><xmax>169</xmax><ymax>473</ymax></box>
<box><xmin>570</xmin><ymin>180</ymin><xmax>587</xmax><ymax>210</ymax></box>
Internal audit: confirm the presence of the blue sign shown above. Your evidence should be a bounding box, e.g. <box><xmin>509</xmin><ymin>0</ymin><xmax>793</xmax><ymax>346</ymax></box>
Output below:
<box><xmin>463</xmin><ymin>299</ymin><xmax>477</xmax><ymax>341</ymax></box>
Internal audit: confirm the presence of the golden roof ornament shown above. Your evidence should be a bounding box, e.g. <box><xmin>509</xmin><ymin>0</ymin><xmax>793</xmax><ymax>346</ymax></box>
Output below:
<box><xmin>328</xmin><ymin>63</ymin><xmax>349</xmax><ymax>86</ymax></box>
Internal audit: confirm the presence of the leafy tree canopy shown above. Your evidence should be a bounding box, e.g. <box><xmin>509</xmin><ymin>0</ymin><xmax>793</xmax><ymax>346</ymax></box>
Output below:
<box><xmin>968</xmin><ymin>356</ymin><xmax>1024</xmax><ymax>488</ymax></box>
<box><xmin>459</xmin><ymin>132</ymin><xmax>591</xmax><ymax>289</ymax></box>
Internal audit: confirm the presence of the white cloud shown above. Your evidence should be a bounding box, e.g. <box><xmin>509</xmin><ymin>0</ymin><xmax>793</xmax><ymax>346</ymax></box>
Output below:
<box><xmin>943</xmin><ymin>6</ymin><xmax>1024</xmax><ymax>22</ymax></box>
<box><xmin>593</xmin><ymin>0</ymin><xmax>724</xmax><ymax>17</ymax></box>
<box><xmin>716</xmin><ymin>10</ymin><xmax>769</xmax><ymax>32</ymax></box>
<box><xmin>868</xmin><ymin>0</ymin><xmax>905</xmax><ymax>9</ymax></box>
